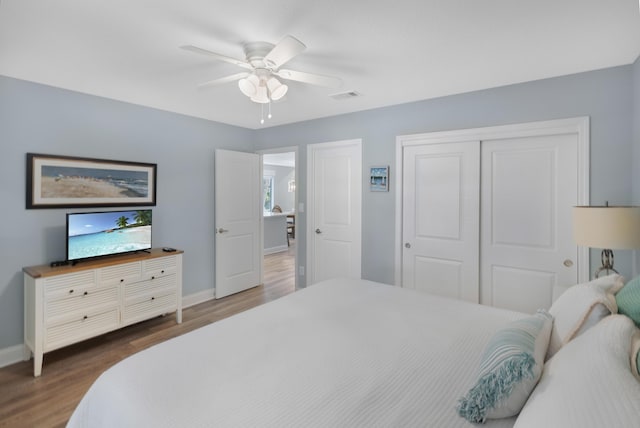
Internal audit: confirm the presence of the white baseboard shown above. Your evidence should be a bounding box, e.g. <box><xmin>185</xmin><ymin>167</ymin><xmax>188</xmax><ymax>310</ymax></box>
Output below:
<box><xmin>0</xmin><ymin>290</ymin><xmax>217</xmax><ymax>369</ymax></box>
<box><xmin>264</xmin><ymin>245</ymin><xmax>288</xmax><ymax>255</ymax></box>
<box><xmin>182</xmin><ymin>288</ymin><xmax>215</xmax><ymax>308</ymax></box>
<box><xmin>0</xmin><ymin>344</ymin><xmax>26</xmax><ymax>369</ymax></box>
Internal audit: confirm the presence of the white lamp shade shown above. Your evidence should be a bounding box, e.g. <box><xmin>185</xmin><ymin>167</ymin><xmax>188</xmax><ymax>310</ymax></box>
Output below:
<box><xmin>250</xmin><ymin>84</ymin><xmax>270</xmax><ymax>104</ymax></box>
<box><xmin>238</xmin><ymin>74</ymin><xmax>259</xmax><ymax>97</ymax></box>
<box><xmin>267</xmin><ymin>77</ymin><xmax>288</xmax><ymax>100</ymax></box>
<box><xmin>573</xmin><ymin>206</ymin><xmax>640</xmax><ymax>249</ymax></box>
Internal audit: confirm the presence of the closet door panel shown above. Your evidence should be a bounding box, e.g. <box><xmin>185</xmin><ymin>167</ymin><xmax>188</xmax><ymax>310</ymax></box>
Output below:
<box><xmin>402</xmin><ymin>142</ymin><xmax>480</xmax><ymax>302</ymax></box>
<box><xmin>490</xmin><ymin>266</ymin><xmax>555</xmax><ymax>314</ymax></box>
<box><xmin>413</xmin><ymin>256</ymin><xmax>463</xmax><ymax>299</ymax></box>
<box><xmin>491</xmin><ymin>149</ymin><xmax>554</xmax><ymax>248</ymax></box>
<box><xmin>480</xmin><ymin>134</ymin><xmax>578</xmax><ymax>312</ymax></box>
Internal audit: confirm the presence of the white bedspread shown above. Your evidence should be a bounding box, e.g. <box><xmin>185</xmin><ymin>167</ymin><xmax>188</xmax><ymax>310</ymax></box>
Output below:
<box><xmin>67</xmin><ymin>278</ymin><xmax>526</xmax><ymax>428</ymax></box>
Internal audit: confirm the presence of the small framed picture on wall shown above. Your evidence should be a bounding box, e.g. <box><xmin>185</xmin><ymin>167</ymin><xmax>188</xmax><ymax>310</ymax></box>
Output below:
<box><xmin>369</xmin><ymin>165</ymin><xmax>389</xmax><ymax>192</ymax></box>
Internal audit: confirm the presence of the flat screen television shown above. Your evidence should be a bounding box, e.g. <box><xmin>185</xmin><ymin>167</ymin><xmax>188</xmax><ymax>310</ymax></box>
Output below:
<box><xmin>66</xmin><ymin>209</ymin><xmax>152</xmax><ymax>262</ymax></box>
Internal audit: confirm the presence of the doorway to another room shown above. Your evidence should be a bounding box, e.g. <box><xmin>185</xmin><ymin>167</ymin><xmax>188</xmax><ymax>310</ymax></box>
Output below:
<box><xmin>262</xmin><ymin>149</ymin><xmax>297</xmax><ymax>294</ymax></box>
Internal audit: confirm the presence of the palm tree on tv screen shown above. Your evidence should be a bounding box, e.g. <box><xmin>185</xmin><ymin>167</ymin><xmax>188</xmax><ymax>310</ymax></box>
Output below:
<box><xmin>134</xmin><ymin>210</ymin><xmax>151</xmax><ymax>225</ymax></box>
<box><xmin>116</xmin><ymin>216</ymin><xmax>129</xmax><ymax>229</ymax></box>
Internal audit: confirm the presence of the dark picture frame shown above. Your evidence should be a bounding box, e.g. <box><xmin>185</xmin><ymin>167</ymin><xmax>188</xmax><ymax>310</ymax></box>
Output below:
<box><xmin>26</xmin><ymin>153</ymin><xmax>157</xmax><ymax>209</ymax></box>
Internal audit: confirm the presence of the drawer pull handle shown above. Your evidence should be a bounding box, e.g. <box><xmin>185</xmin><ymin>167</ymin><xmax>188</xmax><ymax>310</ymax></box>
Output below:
<box><xmin>151</xmin><ymin>296</ymin><xmax>155</xmax><ymax>301</ymax></box>
<box><xmin>151</xmin><ymin>276</ymin><xmax>156</xmax><ymax>280</ymax></box>
<box><xmin>120</xmin><ymin>279</ymin><xmax>124</xmax><ymax>283</ymax></box>
<box><xmin>82</xmin><ymin>315</ymin><xmax>88</xmax><ymax>320</ymax></box>
<box><xmin>161</xmin><ymin>270</ymin><xmax>165</xmax><ymax>274</ymax></box>
<box><xmin>69</xmin><ymin>289</ymin><xmax>74</xmax><ymax>294</ymax></box>
<box><xmin>83</xmin><ymin>291</ymin><xmax>88</xmax><ymax>296</ymax></box>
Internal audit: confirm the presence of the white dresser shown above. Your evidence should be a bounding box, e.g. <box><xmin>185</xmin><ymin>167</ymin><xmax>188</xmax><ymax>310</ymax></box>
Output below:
<box><xmin>23</xmin><ymin>248</ymin><xmax>183</xmax><ymax>376</ymax></box>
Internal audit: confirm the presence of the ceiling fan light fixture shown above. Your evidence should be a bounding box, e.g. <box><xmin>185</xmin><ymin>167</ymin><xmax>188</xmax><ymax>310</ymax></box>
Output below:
<box><xmin>238</xmin><ymin>74</ymin><xmax>259</xmax><ymax>97</ymax></box>
<box><xmin>267</xmin><ymin>77</ymin><xmax>288</xmax><ymax>101</ymax></box>
<box><xmin>250</xmin><ymin>85</ymin><xmax>270</xmax><ymax>104</ymax></box>
<box><xmin>184</xmin><ymin>35</ymin><xmax>341</xmax><ymax>117</ymax></box>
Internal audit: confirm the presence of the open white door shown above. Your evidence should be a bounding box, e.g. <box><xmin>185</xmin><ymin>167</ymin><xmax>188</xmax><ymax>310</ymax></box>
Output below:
<box><xmin>215</xmin><ymin>149</ymin><xmax>261</xmax><ymax>298</ymax></box>
<box><xmin>307</xmin><ymin>139</ymin><xmax>362</xmax><ymax>284</ymax></box>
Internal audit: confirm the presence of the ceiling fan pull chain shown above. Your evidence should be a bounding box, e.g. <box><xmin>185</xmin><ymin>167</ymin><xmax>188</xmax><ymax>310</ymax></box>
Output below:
<box><xmin>268</xmin><ymin>100</ymin><xmax>272</xmax><ymax>119</ymax></box>
<box><xmin>260</xmin><ymin>103</ymin><xmax>265</xmax><ymax>124</ymax></box>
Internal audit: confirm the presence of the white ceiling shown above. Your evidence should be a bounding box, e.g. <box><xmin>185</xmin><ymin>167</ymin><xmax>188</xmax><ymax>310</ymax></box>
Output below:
<box><xmin>1</xmin><ymin>0</ymin><xmax>639</xmax><ymax>130</ymax></box>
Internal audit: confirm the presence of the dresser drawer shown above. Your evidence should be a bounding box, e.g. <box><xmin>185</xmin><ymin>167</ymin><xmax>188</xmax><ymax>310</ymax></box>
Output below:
<box><xmin>124</xmin><ymin>273</ymin><xmax>176</xmax><ymax>299</ymax></box>
<box><xmin>122</xmin><ymin>291</ymin><xmax>177</xmax><ymax>326</ymax></box>
<box><xmin>98</xmin><ymin>261</ymin><xmax>142</xmax><ymax>286</ymax></box>
<box><xmin>142</xmin><ymin>256</ymin><xmax>177</xmax><ymax>278</ymax></box>
<box><xmin>45</xmin><ymin>285</ymin><xmax>119</xmax><ymax>320</ymax></box>
<box><xmin>44</xmin><ymin>307</ymin><xmax>119</xmax><ymax>352</ymax></box>
<box><xmin>44</xmin><ymin>270</ymin><xmax>96</xmax><ymax>298</ymax></box>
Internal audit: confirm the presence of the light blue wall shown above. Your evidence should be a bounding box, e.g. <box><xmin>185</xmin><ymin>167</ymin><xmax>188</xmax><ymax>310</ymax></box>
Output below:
<box><xmin>0</xmin><ymin>76</ymin><xmax>253</xmax><ymax>349</ymax></box>
<box><xmin>0</xmin><ymin>63</ymin><xmax>637</xmax><ymax>352</ymax></box>
<box><xmin>253</xmin><ymin>65</ymin><xmax>635</xmax><ymax>287</ymax></box>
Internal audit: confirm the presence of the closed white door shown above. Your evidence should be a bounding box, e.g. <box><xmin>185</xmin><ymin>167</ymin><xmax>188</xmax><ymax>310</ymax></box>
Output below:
<box><xmin>215</xmin><ymin>149</ymin><xmax>261</xmax><ymax>298</ymax></box>
<box><xmin>402</xmin><ymin>142</ymin><xmax>480</xmax><ymax>301</ymax></box>
<box><xmin>397</xmin><ymin>118</ymin><xmax>587</xmax><ymax>313</ymax></box>
<box><xmin>480</xmin><ymin>135</ymin><xmax>578</xmax><ymax>313</ymax></box>
<box><xmin>308</xmin><ymin>140</ymin><xmax>362</xmax><ymax>284</ymax></box>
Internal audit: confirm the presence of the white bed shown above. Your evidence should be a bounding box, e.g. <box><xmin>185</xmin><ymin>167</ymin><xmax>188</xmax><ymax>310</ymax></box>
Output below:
<box><xmin>67</xmin><ymin>277</ymin><xmax>640</xmax><ymax>427</ymax></box>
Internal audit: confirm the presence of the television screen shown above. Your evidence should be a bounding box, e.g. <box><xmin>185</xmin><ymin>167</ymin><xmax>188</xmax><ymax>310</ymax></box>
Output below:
<box><xmin>66</xmin><ymin>209</ymin><xmax>152</xmax><ymax>262</ymax></box>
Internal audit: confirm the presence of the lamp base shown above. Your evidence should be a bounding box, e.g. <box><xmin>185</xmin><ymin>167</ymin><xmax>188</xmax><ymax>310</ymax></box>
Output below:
<box><xmin>594</xmin><ymin>248</ymin><xmax>618</xmax><ymax>278</ymax></box>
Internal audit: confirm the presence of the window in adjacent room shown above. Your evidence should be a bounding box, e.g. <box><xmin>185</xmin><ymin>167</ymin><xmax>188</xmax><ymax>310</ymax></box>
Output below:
<box><xmin>263</xmin><ymin>174</ymin><xmax>274</xmax><ymax>212</ymax></box>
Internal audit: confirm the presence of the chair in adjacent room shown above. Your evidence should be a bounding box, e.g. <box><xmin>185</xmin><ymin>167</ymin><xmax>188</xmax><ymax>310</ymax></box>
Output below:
<box><xmin>287</xmin><ymin>214</ymin><xmax>295</xmax><ymax>246</ymax></box>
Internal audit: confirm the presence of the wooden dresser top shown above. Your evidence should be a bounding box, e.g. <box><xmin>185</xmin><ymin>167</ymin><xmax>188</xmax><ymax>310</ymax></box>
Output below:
<box><xmin>23</xmin><ymin>248</ymin><xmax>183</xmax><ymax>279</ymax></box>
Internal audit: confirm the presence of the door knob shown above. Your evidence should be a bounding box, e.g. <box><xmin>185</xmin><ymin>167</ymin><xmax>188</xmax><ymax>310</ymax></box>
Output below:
<box><xmin>405</xmin><ymin>243</ymin><xmax>411</xmax><ymax>249</ymax></box>
<box><xmin>563</xmin><ymin>259</ymin><xmax>573</xmax><ymax>267</ymax></box>
<box><xmin>218</xmin><ymin>228</ymin><xmax>229</xmax><ymax>234</ymax></box>
<box><xmin>315</xmin><ymin>228</ymin><xmax>322</xmax><ymax>234</ymax></box>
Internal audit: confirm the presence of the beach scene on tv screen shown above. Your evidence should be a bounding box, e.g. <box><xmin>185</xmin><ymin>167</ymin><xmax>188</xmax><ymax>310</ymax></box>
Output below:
<box><xmin>68</xmin><ymin>210</ymin><xmax>151</xmax><ymax>260</ymax></box>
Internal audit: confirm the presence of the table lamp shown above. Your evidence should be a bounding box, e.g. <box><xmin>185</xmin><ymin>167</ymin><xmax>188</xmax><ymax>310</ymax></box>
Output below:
<box><xmin>573</xmin><ymin>204</ymin><xmax>640</xmax><ymax>278</ymax></box>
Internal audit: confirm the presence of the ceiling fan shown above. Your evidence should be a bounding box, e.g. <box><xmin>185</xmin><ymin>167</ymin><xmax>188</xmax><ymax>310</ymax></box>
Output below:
<box><xmin>181</xmin><ymin>35</ymin><xmax>342</xmax><ymax>104</ymax></box>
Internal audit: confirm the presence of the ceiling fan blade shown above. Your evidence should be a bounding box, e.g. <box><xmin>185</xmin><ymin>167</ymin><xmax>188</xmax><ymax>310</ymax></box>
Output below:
<box><xmin>180</xmin><ymin>45</ymin><xmax>253</xmax><ymax>70</ymax></box>
<box><xmin>275</xmin><ymin>69</ymin><xmax>342</xmax><ymax>88</ymax></box>
<box><xmin>197</xmin><ymin>72</ymin><xmax>250</xmax><ymax>89</ymax></box>
<box><xmin>263</xmin><ymin>35</ymin><xmax>306</xmax><ymax>69</ymax></box>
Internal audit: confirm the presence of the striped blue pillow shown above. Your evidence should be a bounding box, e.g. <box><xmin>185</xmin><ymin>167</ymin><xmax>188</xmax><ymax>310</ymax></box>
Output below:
<box><xmin>457</xmin><ymin>309</ymin><xmax>553</xmax><ymax>424</ymax></box>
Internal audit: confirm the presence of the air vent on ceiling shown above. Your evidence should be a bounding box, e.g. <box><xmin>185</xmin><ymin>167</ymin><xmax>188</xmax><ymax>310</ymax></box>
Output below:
<box><xmin>329</xmin><ymin>90</ymin><xmax>361</xmax><ymax>100</ymax></box>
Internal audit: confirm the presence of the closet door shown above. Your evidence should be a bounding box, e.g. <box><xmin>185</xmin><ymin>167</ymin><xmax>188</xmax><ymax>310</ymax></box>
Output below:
<box><xmin>402</xmin><ymin>142</ymin><xmax>480</xmax><ymax>302</ymax></box>
<box><xmin>480</xmin><ymin>135</ymin><xmax>578</xmax><ymax>313</ymax></box>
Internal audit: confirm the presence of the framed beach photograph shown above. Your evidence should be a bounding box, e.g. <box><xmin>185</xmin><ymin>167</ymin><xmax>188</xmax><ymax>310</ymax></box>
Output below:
<box><xmin>369</xmin><ymin>165</ymin><xmax>389</xmax><ymax>192</ymax></box>
<box><xmin>26</xmin><ymin>153</ymin><xmax>157</xmax><ymax>209</ymax></box>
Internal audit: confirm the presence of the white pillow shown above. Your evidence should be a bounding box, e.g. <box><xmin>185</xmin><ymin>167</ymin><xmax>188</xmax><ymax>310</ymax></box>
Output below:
<box><xmin>515</xmin><ymin>315</ymin><xmax>640</xmax><ymax>428</ymax></box>
<box><xmin>546</xmin><ymin>274</ymin><xmax>625</xmax><ymax>360</ymax></box>
<box><xmin>632</xmin><ymin>330</ymin><xmax>640</xmax><ymax>382</ymax></box>
<box><xmin>457</xmin><ymin>310</ymin><xmax>553</xmax><ymax>423</ymax></box>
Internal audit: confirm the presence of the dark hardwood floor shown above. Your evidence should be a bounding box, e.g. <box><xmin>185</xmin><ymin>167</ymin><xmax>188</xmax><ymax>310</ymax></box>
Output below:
<box><xmin>0</xmin><ymin>244</ymin><xmax>296</xmax><ymax>428</ymax></box>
